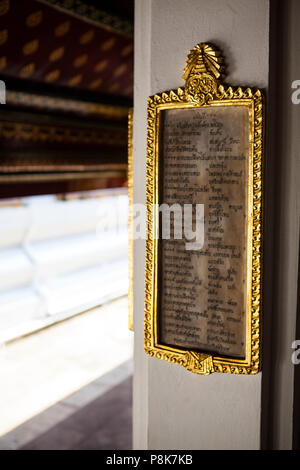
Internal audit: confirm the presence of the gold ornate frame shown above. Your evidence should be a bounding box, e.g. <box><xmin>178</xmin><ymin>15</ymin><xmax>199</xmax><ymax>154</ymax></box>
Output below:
<box><xmin>144</xmin><ymin>43</ymin><xmax>263</xmax><ymax>375</ymax></box>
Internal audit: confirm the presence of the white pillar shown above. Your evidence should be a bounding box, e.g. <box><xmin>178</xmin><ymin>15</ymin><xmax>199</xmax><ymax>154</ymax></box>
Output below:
<box><xmin>133</xmin><ymin>0</ymin><xmax>270</xmax><ymax>450</ymax></box>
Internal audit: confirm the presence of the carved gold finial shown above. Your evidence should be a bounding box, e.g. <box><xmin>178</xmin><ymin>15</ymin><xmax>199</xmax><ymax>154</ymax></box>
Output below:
<box><xmin>187</xmin><ymin>352</ymin><xmax>214</xmax><ymax>375</ymax></box>
<box><xmin>183</xmin><ymin>43</ymin><xmax>225</xmax><ymax>103</ymax></box>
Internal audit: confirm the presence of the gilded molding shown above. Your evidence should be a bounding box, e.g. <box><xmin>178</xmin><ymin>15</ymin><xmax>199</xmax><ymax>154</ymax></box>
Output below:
<box><xmin>144</xmin><ymin>43</ymin><xmax>264</xmax><ymax>375</ymax></box>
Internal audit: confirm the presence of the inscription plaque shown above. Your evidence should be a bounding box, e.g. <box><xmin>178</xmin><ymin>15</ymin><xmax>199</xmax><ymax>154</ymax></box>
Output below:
<box><xmin>160</xmin><ymin>106</ymin><xmax>248</xmax><ymax>358</ymax></box>
<box><xmin>144</xmin><ymin>43</ymin><xmax>263</xmax><ymax>375</ymax></box>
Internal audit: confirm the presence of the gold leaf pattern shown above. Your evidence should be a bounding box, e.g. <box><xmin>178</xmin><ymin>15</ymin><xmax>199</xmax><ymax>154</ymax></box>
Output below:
<box><xmin>61</xmin><ymin>0</ymin><xmax>73</xmax><ymax>8</ymax></box>
<box><xmin>73</xmin><ymin>54</ymin><xmax>88</xmax><ymax>68</ymax></box>
<box><xmin>183</xmin><ymin>43</ymin><xmax>225</xmax><ymax>82</ymax></box>
<box><xmin>45</xmin><ymin>69</ymin><xmax>60</xmax><ymax>82</ymax></box>
<box><xmin>49</xmin><ymin>46</ymin><xmax>65</xmax><ymax>62</ymax></box>
<box><xmin>80</xmin><ymin>30</ymin><xmax>94</xmax><ymax>45</ymax></box>
<box><xmin>0</xmin><ymin>29</ymin><xmax>7</xmax><ymax>46</ymax></box>
<box><xmin>101</xmin><ymin>37</ymin><xmax>116</xmax><ymax>51</ymax></box>
<box><xmin>144</xmin><ymin>43</ymin><xmax>263</xmax><ymax>376</ymax></box>
<box><xmin>54</xmin><ymin>21</ymin><xmax>70</xmax><ymax>37</ymax></box>
<box><xmin>26</xmin><ymin>10</ymin><xmax>43</xmax><ymax>28</ymax></box>
<box><xmin>0</xmin><ymin>3</ymin><xmax>132</xmax><ymax>96</ymax></box>
<box><xmin>76</xmin><ymin>3</ymin><xmax>87</xmax><ymax>15</ymax></box>
<box><xmin>124</xmin><ymin>85</ymin><xmax>133</xmax><ymax>96</ymax></box>
<box><xmin>0</xmin><ymin>0</ymin><xmax>9</xmax><ymax>17</ymax></box>
<box><xmin>6</xmin><ymin>91</ymin><xmax>128</xmax><ymax>120</ymax></box>
<box><xmin>108</xmin><ymin>83</ymin><xmax>119</xmax><ymax>93</ymax></box>
<box><xmin>20</xmin><ymin>63</ymin><xmax>35</xmax><ymax>77</ymax></box>
<box><xmin>22</xmin><ymin>39</ymin><xmax>39</xmax><ymax>56</ymax></box>
<box><xmin>128</xmin><ymin>108</ymin><xmax>134</xmax><ymax>331</ymax></box>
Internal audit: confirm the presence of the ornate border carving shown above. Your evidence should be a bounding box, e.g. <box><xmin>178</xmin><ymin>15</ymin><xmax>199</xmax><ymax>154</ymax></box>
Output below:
<box><xmin>144</xmin><ymin>43</ymin><xmax>263</xmax><ymax>375</ymax></box>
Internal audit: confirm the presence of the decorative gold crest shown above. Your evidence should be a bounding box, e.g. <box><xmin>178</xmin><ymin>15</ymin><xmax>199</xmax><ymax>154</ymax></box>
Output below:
<box><xmin>45</xmin><ymin>69</ymin><xmax>60</xmax><ymax>83</ymax></box>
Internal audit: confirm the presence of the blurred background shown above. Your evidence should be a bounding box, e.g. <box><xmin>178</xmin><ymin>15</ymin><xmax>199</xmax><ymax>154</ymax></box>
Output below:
<box><xmin>0</xmin><ymin>0</ymin><xmax>134</xmax><ymax>450</ymax></box>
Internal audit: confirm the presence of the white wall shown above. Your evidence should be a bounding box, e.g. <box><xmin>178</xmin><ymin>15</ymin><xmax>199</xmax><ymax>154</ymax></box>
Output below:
<box><xmin>133</xmin><ymin>0</ymin><xmax>270</xmax><ymax>450</ymax></box>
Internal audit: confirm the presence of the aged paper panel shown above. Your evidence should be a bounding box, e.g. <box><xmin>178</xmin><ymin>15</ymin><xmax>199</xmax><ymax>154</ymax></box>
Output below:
<box><xmin>159</xmin><ymin>106</ymin><xmax>249</xmax><ymax>358</ymax></box>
